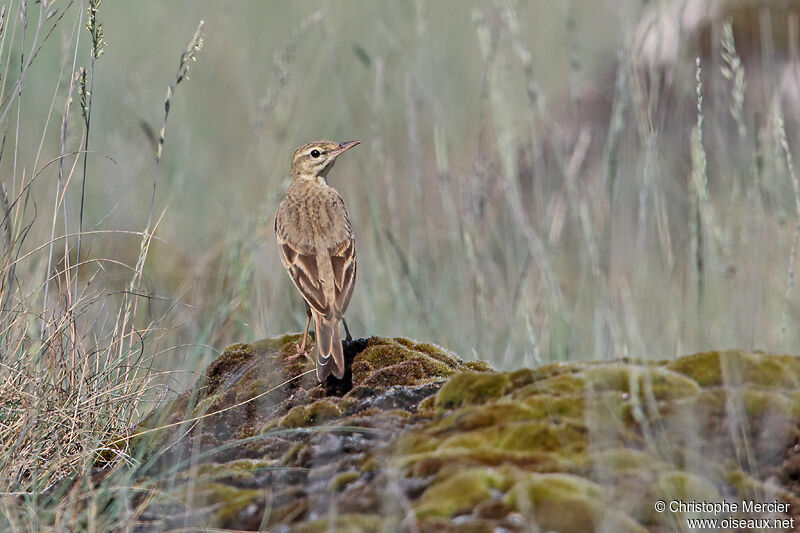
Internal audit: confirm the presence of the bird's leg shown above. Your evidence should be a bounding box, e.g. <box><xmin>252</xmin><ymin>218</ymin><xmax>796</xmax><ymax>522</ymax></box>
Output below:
<box><xmin>342</xmin><ymin>318</ymin><xmax>353</xmax><ymax>342</ymax></box>
<box><xmin>287</xmin><ymin>305</ymin><xmax>314</xmax><ymax>364</ymax></box>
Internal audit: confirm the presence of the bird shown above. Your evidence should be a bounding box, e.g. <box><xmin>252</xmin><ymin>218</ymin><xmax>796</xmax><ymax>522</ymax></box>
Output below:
<box><xmin>275</xmin><ymin>140</ymin><xmax>360</xmax><ymax>381</ymax></box>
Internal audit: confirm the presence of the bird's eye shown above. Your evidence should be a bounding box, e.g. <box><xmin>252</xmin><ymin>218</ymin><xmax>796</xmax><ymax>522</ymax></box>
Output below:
<box><xmin>310</xmin><ymin>149</ymin><xmax>321</xmax><ymax>158</ymax></box>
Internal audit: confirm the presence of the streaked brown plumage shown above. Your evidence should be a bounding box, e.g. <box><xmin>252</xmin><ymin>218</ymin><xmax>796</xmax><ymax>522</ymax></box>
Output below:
<box><xmin>275</xmin><ymin>140</ymin><xmax>359</xmax><ymax>381</ymax></box>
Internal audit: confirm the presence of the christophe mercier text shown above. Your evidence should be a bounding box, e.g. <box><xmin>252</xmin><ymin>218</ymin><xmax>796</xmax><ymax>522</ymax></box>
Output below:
<box><xmin>670</xmin><ymin>499</ymin><xmax>789</xmax><ymax>515</ymax></box>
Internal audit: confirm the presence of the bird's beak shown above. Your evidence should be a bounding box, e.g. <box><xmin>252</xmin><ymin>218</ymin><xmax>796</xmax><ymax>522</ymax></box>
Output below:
<box><xmin>331</xmin><ymin>140</ymin><xmax>361</xmax><ymax>158</ymax></box>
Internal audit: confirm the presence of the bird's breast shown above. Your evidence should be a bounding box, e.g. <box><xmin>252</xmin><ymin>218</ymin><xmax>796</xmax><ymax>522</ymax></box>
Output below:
<box><xmin>278</xmin><ymin>183</ymin><xmax>352</xmax><ymax>251</ymax></box>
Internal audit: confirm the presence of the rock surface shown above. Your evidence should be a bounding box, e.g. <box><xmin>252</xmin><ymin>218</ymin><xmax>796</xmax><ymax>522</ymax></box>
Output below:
<box><xmin>131</xmin><ymin>336</ymin><xmax>800</xmax><ymax>532</ymax></box>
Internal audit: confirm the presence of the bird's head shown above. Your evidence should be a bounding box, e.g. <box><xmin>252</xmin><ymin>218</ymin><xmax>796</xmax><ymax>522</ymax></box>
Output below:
<box><xmin>290</xmin><ymin>140</ymin><xmax>361</xmax><ymax>179</ymax></box>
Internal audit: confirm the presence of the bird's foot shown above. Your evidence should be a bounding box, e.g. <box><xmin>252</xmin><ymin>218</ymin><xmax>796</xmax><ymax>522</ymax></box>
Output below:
<box><xmin>286</xmin><ymin>341</ymin><xmax>314</xmax><ymax>365</ymax></box>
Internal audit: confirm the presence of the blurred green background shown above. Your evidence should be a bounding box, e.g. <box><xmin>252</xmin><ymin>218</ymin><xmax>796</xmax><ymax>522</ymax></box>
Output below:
<box><xmin>7</xmin><ymin>0</ymin><xmax>800</xmax><ymax>392</ymax></box>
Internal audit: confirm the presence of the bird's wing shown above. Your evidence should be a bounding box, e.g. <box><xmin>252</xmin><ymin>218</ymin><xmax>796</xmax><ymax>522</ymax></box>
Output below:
<box><xmin>322</xmin><ymin>192</ymin><xmax>357</xmax><ymax>318</ymax></box>
<box><xmin>328</xmin><ymin>234</ymin><xmax>356</xmax><ymax>317</ymax></box>
<box><xmin>275</xmin><ymin>210</ymin><xmax>331</xmax><ymax>316</ymax></box>
<box><xmin>275</xmin><ymin>191</ymin><xmax>356</xmax><ymax>320</ymax></box>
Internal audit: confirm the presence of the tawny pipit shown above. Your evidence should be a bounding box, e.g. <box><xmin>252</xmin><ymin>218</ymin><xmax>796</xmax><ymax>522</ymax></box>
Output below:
<box><xmin>275</xmin><ymin>140</ymin><xmax>359</xmax><ymax>381</ymax></box>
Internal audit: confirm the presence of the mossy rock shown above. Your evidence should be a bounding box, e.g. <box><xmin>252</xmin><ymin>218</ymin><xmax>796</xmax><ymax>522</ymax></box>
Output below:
<box><xmin>126</xmin><ymin>339</ymin><xmax>800</xmax><ymax>531</ymax></box>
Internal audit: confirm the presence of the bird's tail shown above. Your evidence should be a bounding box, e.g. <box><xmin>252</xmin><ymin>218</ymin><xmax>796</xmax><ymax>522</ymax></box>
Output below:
<box><xmin>314</xmin><ymin>314</ymin><xmax>345</xmax><ymax>381</ymax></box>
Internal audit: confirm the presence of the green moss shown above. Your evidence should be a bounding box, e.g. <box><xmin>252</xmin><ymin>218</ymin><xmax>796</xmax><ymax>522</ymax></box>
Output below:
<box><xmin>358</xmin><ymin>344</ymin><xmax>451</xmax><ymax>375</ymax></box>
<box><xmin>359</xmin><ymin>454</ymin><xmax>376</xmax><ymax>472</ymax></box>
<box><xmin>393</xmin><ymin>431</ymin><xmax>439</xmax><ymax>456</ymax></box>
<box><xmin>357</xmin><ymin>343</ymin><xmax>410</xmax><ymax>368</ymax></box>
<box><xmin>428</xmin><ymin>419</ymin><xmax>587</xmax><ymax>458</ymax></box>
<box><xmin>581</xmin><ymin>364</ymin><xmax>701</xmax><ymax>401</ymax></box>
<box><xmin>409</xmin><ymin>341</ymin><xmax>464</xmax><ymax>368</ymax></box>
<box><xmin>359</xmin><ymin>360</ymin><xmax>429</xmax><ymax>388</ymax></box>
<box><xmin>508</xmin><ymin>368</ymin><xmax>536</xmax><ymax>388</ymax></box>
<box><xmin>504</xmin><ymin>474</ymin><xmax>647</xmax><ymax>533</ymax></box>
<box><xmin>400</xmin><ymin>448</ymin><xmax>576</xmax><ymax>476</ymax></box>
<box><xmin>329</xmin><ymin>471</ymin><xmax>361</xmax><ymax>491</ymax></box>
<box><xmin>391</xmin><ymin>337</ymin><xmax>415</xmax><ymax>348</ymax></box>
<box><xmin>666</xmin><ymin>350</ymin><xmax>800</xmax><ymax>389</ymax></box>
<box><xmin>190</xmin><ymin>458</ymin><xmax>277</xmax><ymax>483</ymax></box>
<box><xmin>295</xmin><ymin>514</ymin><xmax>384</xmax><ymax>533</ymax></box>
<box><xmin>666</xmin><ymin>351</ymin><xmax>725</xmax><ymax>386</ymax></box>
<box><xmin>233</xmin><ymin>376</ymin><xmax>276</xmax><ymax>404</ymax></box>
<box><xmin>255</xmin><ymin>333</ymin><xmax>299</xmax><ymax>356</ymax></box>
<box><xmin>351</xmin><ymin>337</ymin><xmax>464</xmax><ymax>387</ymax></box>
<box><xmin>726</xmin><ymin>469</ymin><xmax>794</xmax><ymax>503</ymax></box>
<box><xmin>772</xmin><ymin>354</ymin><xmax>800</xmax><ymax>377</ymax></box>
<box><xmin>521</xmin><ymin>394</ymin><xmax>584</xmax><ymax>420</ymax></box>
<box><xmin>417</xmin><ymin>395</ymin><xmax>437</xmax><ymax>412</ymax></box>
<box><xmin>447</xmin><ymin>403</ymin><xmax>537</xmax><ymax>431</ymax></box>
<box><xmin>205</xmin><ymin>344</ymin><xmax>255</xmax><ymax>394</ymax></box>
<box><xmin>350</xmin><ymin>360</ymin><xmax>375</xmax><ymax>384</ymax></box>
<box><xmin>465</xmin><ymin>360</ymin><xmax>494</xmax><ymax>372</ymax></box>
<box><xmin>656</xmin><ymin>471</ymin><xmax>720</xmax><ymax>506</ymax></box>
<box><xmin>528</xmin><ymin>373</ymin><xmax>586</xmax><ymax>395</ymax></box>
<box><xmin>436</xmin><ymin>372</ymin><xmax>511</xmax><ymax>409</ymax></box>
<box><xmin>741</xmin><ymin>389</ymin><xmax>795</xmax><ymax>418</ymax></box>
<box><xmin>496</xmin><ymin>421</ymin><xmax>587</xmax><ymax>454</ymax></box>
<box><xmin>534</xmin><ymin>361</ymin><xmax>585</xmax><ymax>378</ymax></box>
<box><xmin>279</xmin><ymin>399</ymin><xmax>343</xmax><ymax>428</ymax></box>
<box><xmin>589</xmin><ymin>448</ymin><xmax>660</xmax><ymax>472</ymax></box>
<box><xmin>415</xmin><ymin>468</ymin><xmax>511</xmax><ymax>517</ymax></box>
<box><xmin>174</xmin><ymin>482</ymin><xmax>262</xmax><ymax>528</ymax></box>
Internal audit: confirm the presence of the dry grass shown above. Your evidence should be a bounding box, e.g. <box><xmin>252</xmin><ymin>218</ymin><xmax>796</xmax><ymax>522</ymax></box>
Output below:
<box><xmin>0</xmin><ymin>3</ymin><xmax>205</xmax><ymax>528</ymax></box>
